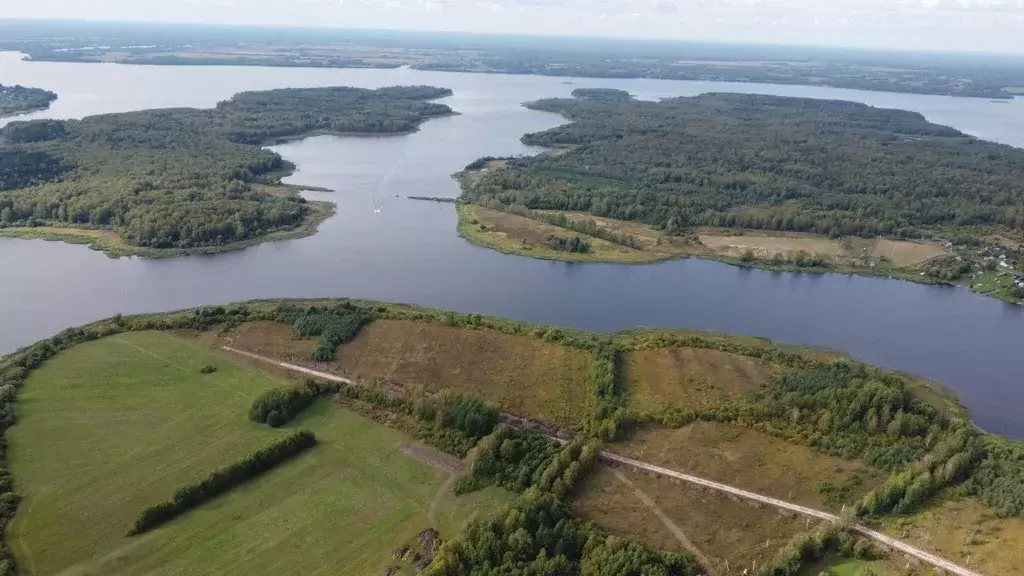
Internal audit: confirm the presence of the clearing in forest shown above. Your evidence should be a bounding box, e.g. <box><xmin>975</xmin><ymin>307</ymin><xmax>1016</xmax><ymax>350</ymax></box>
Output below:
<box><xmin>572</xmin><ymin>464</ymin><xmax>810</xmax><ymax>573</ymax></box>
<box><xmin>612</xmin><ymin>422</ymin><xmax>884</xmax><ymax>512</ymax></box>
<box><xmin>625</xmin><ymin>347</ymin><xmax>779</xmax><ymax>413</ymax></box>
<box><xmin>881</xmin><ymin>497</ymin><xmax>1024</xmax><ymax>576</ymax></box>
<box><xmin>333</xmin><ymin>319</ymin><xmax>593</xmax><ymax>429</ymax></box>
<box><xmin>6</xmin><ymin>331</ymin><xmax>510</xmax><ymax>576</ymax></box>
<box><xmin>213</xmin><ymin>318</ymin><xmax>593</xmax><ymax>429</ymax></box>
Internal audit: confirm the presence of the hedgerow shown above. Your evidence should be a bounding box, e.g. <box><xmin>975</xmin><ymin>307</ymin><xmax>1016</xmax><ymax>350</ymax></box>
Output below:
<box><xmin>128</xmin><ymin>430</ymin><xmax>316</xmax><ymax>535</ymax></box>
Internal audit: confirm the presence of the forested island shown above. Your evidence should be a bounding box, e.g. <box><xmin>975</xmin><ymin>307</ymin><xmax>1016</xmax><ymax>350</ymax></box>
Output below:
<box><xmin>0</xmin><ymin>84</ymin><xmax>56</xmax><ymax>117</ymax></box>
<box><xmin>458</xmin><ymin>90</ymin><xmax>1024</xmax><ymax>302</ymax></box>
<box><xmin>0</xmin><ymin>85</ymin><xmax>453</xmax><ymax>256</ymax></box>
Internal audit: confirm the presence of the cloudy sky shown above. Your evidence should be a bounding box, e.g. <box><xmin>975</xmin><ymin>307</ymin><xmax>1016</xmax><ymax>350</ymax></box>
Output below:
<box><xmin>3</xmin><ymin>0</ymin><xmax>1024</xmax><ymax>53</ymax></box>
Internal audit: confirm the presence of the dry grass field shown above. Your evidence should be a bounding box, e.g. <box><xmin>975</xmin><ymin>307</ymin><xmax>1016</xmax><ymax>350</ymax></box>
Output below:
<box><xmin>573</xmin><ymin>465</ymin><xmax>810</xmax><ymax>574</ymax></box>
<box><xmin>882</xmin><ymin>498</ymin><xmax>1024</xmax><ymax>576</ymax></box>
<box><xmin>611</xmin><ymin>422</ymin><xmax>883</xmax><ymax>512</ymax></box>
<box><xmin>869</xmin><ymin>238</ymin><xmax>947</xmax><ymax>267</ymax></box>
<box><xmin>216</xmin><ymin>319</ymin><xmax>593</xmax><ymax>429</ymax></box>
<box><xmin>625</xmin><ymin>347</ymin><xmax>779</xmax><ymax>413</ymax></box>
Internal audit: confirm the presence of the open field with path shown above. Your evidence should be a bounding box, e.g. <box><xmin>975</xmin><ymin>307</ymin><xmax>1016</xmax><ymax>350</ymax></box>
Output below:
<box><xmin>6</xmin><ymin>331</ymin><xmax>511</xmax><ymax>576</ymax></box>
<box><xmin>458</xmin><ymin>203</ymin><xmax>950</xmax><ymax>273</ymax></box>
<box><xmin>218</xmin><ymin>319</ymin><xmax>594</xmax><ymax>430</ymax></box>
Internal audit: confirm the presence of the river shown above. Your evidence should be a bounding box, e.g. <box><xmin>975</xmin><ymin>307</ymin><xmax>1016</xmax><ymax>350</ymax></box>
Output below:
<box><xmin>2</xmin><ymin>51</ymin><xmax>1024</xmax><ymax>437</ymax></box>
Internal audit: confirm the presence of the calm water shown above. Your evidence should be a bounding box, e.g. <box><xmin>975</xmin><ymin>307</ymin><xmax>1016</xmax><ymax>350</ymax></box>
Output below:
<box><xmin>2</xmin><ymin>52</ymin><xmax>1024</xmax><ymax>437</ymax></box>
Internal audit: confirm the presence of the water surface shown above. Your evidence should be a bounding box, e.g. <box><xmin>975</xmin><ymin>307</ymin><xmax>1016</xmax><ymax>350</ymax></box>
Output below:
<box><xmin>2</xmin><ymin>52</ymin><xmax>1024</xmax><ymax>436</ymax></box>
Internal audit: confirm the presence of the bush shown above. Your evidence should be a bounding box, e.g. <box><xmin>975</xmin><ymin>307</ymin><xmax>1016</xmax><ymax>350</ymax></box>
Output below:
<box><xmin>128</xmin><ymin>430</ymin><xmax>316</xmax><ymax>535</ymax></box>
<box><xmin>249</xmin><ymin>379</ymin><xmax>339</xmax><ymax>427</ymax></box>
<box><xmin>279</xmin><ymin>305</ymin><xmax>375</xmax><ymax>361</ymax></box>
<box><xmin>266</xmin><ymin>410</ymin><xmax>286</xmax><ymax>428</ymax></box>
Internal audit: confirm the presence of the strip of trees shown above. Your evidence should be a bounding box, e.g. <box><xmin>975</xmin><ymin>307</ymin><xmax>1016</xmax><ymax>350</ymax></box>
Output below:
<box><xmin>127</xmin><ymin>430</ymin><xmax>317</xmax><ymax>535</ymax></box>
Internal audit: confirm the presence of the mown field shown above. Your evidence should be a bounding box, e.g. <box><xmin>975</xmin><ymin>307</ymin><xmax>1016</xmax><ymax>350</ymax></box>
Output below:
<box><xmin>6</xmin><ymin>331</ymin><xmax>511</xmax><ymax>576</ymax></box>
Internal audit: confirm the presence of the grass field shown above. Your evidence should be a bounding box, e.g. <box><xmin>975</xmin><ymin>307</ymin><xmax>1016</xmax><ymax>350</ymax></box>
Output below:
<box><xmin>611</xmin><ymin>422</ymin><xmax>883</xmax><ymax>512</ymax></box>
<box><xmin>7</xmin><ymin>331</ymin><xmax>511</xmax><ymax>576</ymax></box>
<box><xmin>219</xmin><ymin>319</ymin><xmax>593</xmax><ymax>430</ymax></box>
<box><xmin>625</xmin><ymin>347</ymin><xmax>779</xmax><ymax>414</ymax></box>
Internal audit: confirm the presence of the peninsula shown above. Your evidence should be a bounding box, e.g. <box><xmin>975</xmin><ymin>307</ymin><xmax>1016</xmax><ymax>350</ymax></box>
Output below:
<box><xmin>458</xmin><ymin>89</ymin><xmax>1024</xmax><ymax>304</ymax></box>
<box><xmin>1</xmin><ymin>299</ymin><xmax>1021</xmax><ymax>575</ymax></box>
<box><xmin>0</xmin><ymin>85</ymin><xmax>453</xmax><ymax>257</ymax></box>
<box><xmin>0</xmin><ymin>84</ymin><xmax>56</xmax><ymax>117</ymax></box>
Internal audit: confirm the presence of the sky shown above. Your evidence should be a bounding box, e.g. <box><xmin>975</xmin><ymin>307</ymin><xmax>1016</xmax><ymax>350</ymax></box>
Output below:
<box><xmin>3</xmin><ymin>0</ymin><xmax>1024</xmax><ymax>54</ymax></box>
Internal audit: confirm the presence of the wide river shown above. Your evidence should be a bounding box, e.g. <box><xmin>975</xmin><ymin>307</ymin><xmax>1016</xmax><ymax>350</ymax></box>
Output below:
<box><xmin>2</xmin><ymin>51</ymin><xmax>1024</xmax><ymax>437</ymax></box>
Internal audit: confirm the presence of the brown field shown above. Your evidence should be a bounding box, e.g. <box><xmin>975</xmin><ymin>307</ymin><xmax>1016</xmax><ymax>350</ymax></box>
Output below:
<box><xmin>464</xmin><ymin>206</ymin><xmax>952</xmax><ymax>273</ymax></box>
<box><xmin>869</xmin><ymin>239</ymin><xmax>947</xmax><ymax>266</ymax></box>
<box><xmin>219</xmin><ymin>319</ymin><xmax>593</xmax><ymax>429</ymax></box>
<box><xmin>625</xmin><ymin>347</ymin><xmax>779</xmax><ymax>413</ymax></box>
<box><xmin>698</xmin><ymin>233</ymin><xmax>846</xmax><ymax>259</ymax></box>
<box><xmin>573</xmin><ymin>465</ymin><xmax>810</xmax><ymax>573</ymax></box>
<box><xmin>465</xmin><ymin>206</ymin><xmax>661</xmax><ymax>263</ymax></box>
<box><xmin>217</xmin><ymin>321</ymin><xmax>318</xmax><ymax>362</ymax></box>
<box><xmin>334</xmin><ymin>320</ymin><xmax>593</xmax><ymax>428</ymax></box>
<box><xmin>882</xmin><ymin>498</ymin><xmax>1024</xmax><ymax>576</ymax></box>
<box><xmin>612</xmin><ymin>422</ymin><xmax>883</xmax><ymax>511</ymax></box>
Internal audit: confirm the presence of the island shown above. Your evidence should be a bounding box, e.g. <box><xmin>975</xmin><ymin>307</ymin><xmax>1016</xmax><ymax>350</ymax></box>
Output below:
<box><xmin>0</xmin><ymin>298</ymin><xmax>1021</xmax><ymax>575</ymax></box>
<box><xmin>458</xmin><ymin>89</ymin><xmax>1024</xmax><ymax>304</ymax></box>
<box><xmin>0</xmin><ymin>84</ymin><xmax>56</xmax><ymax>117</ymax></box>
<box><xmin>0</xmin><ymin>85</ymin><xmax>454</xmax><ymax>257</ymax></box>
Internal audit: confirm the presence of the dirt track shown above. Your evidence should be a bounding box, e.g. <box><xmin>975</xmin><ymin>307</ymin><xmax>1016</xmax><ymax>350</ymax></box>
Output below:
<box><xmin>222</xmin><ymin>345</ymin><xmax>984</xmax><ymax>576</ymax></box>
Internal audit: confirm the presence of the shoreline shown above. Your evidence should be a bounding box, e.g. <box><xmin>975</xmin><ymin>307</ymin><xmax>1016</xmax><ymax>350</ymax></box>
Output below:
<box><xmin>12</xmin><ymin>50</ymin><xmax>1012</xmax><ymax>100</ymax></box>
<box><xmin>454</xmin><ymin>202</ymin><xmax>1024</xmax><ymax>306</ymax></box>
<box><xmin>0</xmin><ymin>200</ymin><xmax>336</xmax><ymax>259</ymax></box>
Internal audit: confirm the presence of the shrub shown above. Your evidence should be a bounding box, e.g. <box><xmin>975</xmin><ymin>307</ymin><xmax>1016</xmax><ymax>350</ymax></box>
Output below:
<box><xmin>249</xmin><ymin>379</ymin><xmax>339</xmax><ymax>427</ymax></box>
<box><xmin>266</xmin><ymin>410</ymin><xmax>286</xmax><ymax>428</ymax></box>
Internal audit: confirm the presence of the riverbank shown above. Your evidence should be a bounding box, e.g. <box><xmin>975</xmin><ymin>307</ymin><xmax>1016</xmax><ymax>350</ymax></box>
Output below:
<box><xmin>456</xmin><ymin>202</ymin><xmax>960</xmax><ymax>283</ymax></box>
<box><xmin>5</xmin><ymin>298</ymin><xmax>1022</xmax><ymax>575</ymax></box>
<box><xmin>0</xmin><ymin>199</ymin><xmax>336</xmax><ymax>259</ymax></box>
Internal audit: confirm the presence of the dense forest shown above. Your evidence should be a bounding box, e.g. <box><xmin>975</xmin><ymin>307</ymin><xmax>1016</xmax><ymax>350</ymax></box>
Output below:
<box><xmin>0</xmin><ymin>85</ymin><xmax>57</xmax><ymax>117</ymax></box>
<box><xmin>0</xmin><ymin>86</ymin><xmax>452</xmax><ymax>250</ymax></box>
<box><xmin>462</xmin><ymin>93</ymin><xmax>1024</xmax><ymax>239</ymax></box>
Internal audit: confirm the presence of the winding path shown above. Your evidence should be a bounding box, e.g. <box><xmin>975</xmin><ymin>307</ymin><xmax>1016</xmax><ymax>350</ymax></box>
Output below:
<box><xmin>221</xmin><ymin>346</ymin><xmax>984</xmax><ymax>576</ymax></box>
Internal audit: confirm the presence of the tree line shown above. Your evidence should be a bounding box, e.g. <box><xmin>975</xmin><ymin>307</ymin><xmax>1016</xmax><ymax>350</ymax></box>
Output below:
<box><xmin>462</xmin><ymin>93</ymin><xmax>1024</xmax><ymax>241</ymax></box>
<box><xmin>0</xmin><ymin>85</ymin><xmax>453</xmax><ymax>250</ymax></box>
<box><xmin>127</xmin><ymin>430</ymin><xmax>317</xmax><ymax>535</ymax></box>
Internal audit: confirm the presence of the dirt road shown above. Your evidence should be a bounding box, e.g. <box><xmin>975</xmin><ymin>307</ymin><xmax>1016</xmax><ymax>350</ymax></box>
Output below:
<box><xmin>221</xmin><ymin>345</ymin><xmax>984</xmax><ymax>576</ymax></box>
